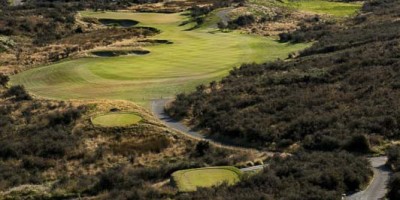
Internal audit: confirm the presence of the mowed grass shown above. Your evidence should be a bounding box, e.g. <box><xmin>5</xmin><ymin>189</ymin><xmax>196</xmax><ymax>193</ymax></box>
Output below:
<box><xmin>171</xmin><ymin>166</ymin><xmax>242</xmax><ymax>192</ymax></box>
<box><xmin>91</xmin><ymin>112</ymin><xmax>142</xmax><ymax>127</ymax></box>
<box><xmin>283</xmin><ymin>0</ymin><xmax>362</xmax><ymax>17</ymax></box>
<box><xmin>11</xmin><ymin>11</ymin><xmax>309</xmax><ymax>106</ymax></box>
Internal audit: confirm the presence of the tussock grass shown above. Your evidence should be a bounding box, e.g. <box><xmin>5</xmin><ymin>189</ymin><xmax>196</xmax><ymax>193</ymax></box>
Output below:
<box><xmin>91</xmin><ymin>112</ymin><xmax>142</xmax><ymax>127</ymax></box>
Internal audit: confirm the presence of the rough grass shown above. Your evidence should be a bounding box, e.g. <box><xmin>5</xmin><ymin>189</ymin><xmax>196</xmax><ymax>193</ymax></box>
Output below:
<box><xmin>171</xmin><ymin>166</ymin><xmax>242</xmax><ymax>192</ymax></box>
<box><xmin>11</xmin><ymin>11</ymin><xmax>309</xmax><ymax>107</ymax></box>
<box><xmin>283</xmin><ymin>0</ymin><xmax>362</xmax><ymax>17</ymax></box>
<box><xmin>91</xmin><ymin>112</ymin><xmax>142</xmax><ymax>127</ymax></box>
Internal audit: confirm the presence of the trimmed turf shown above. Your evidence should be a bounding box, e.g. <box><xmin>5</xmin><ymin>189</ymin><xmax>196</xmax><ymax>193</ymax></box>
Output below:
<box><xmin>11</xmin><ymin>11</ymin><xmax>309</xmax><ymax>106</ymax></box>
<box><xmin>91</xmin><ymin>112</ymin><xmax>142</xmax><ymax>127</ymax></box>
<box><xmin>171</xmin><ymin>166</ymin><xmax>242</xmax><ymax>192</ymax></box>
<box><xmin>283</xmin><ymin>0</ymin><xmax>362</xmax><ymax>17</ymax></box>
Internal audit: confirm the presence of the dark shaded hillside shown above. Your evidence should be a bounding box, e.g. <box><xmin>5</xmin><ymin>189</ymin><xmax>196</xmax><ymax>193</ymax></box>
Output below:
<box><xmin>167</xmin><ymin>0</ymin><xmax>400</xmax><ymax>149</ymax></box>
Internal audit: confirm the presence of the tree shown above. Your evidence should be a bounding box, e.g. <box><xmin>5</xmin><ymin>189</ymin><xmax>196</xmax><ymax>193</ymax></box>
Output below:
<box><xmin>387</xmin><ymin>146</ymin><xmax>400</xmax><ymax>171</ymax></box>
<box><xmin>195</xmin><ymin>141</ymin><xmax>210</xmax><ymax>156</ymax></box>
<box><xmin>4</xmin><ymin>85</ymin><xmax>32</xmax><ymax>101</ymax></box>
<box><xmin>344</xmin><ymin>135</ymin><xmax>371</xmax><ymax>154</ymax></box>
<box><xmin>388</xmin><ymin>173</ymin><xmax>400</xmax><ymax>200</ymax></box>
<box><xmin>0</xmin><ymin>73</ymin><xmax>9</xmax><ymax>87</ymax></box>
<box><xmin>0</xmin><ymin>0</ymin><xmax>8</xmax><ymax>9</ymax></box>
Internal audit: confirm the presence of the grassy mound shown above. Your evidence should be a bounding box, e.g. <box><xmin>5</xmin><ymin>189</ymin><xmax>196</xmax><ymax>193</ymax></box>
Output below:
<box><xmin>171</xmin><ymin>166</ymin><xmax>242</xmax><ymax>192</ymax></box>
<box><xmin>91</xmin><ymin>112</ymin><xmax>142</xmax><ymax>127</ymax></box>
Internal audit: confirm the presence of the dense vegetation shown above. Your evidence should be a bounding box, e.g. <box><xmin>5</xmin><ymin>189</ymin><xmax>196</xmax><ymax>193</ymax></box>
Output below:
<box><xmin>0</xmin><ymin>83</ymin><xmax>86</xmax><ymax>191</ymax></box>
<box><xmin>167</xmin><ymin>0</ymin><xmax>400</xmax><ymax>150</ymax></box>
<box><xmin>278</xmin><ymin>16</ymin><xmax>338</xmax><ymax>43</ymax></box>
<box><xmin>387</xmin><ymin>146</ymin><xmax>400</xmax><ymax>200</ymax></box>
<box><xmin>0</xmin><ymin>5</ymin><xmax>79</xmax><ymax>45</ymax></box>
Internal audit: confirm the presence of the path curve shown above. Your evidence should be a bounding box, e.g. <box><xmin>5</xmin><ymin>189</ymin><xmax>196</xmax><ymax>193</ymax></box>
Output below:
<box><xmin>151</xmin><ymin>98</ymin><xmax>274</xmax><ymax>155</ymax></box>
<box><xmin>346</xmin><ymin>156</ymin><xmax>391</xmax><ymax>200</ymax></box>
<box><xmin>151</xmin><ymin>99</ymin><xmax>206</xmax><ymax>139</ymax></box>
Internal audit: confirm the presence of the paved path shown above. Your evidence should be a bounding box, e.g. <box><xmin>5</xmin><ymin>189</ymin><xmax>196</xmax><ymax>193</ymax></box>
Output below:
<box><xmin>151</xmin><ymin>99</ymin><xmax>206</xmax><ymax>139</ymax></box>
<box><xmin>346</xmin><ymin>156</ymin><xmax>391</xmax><ymax>200</ymax></box>
<box><xmin>240</xmin><ymin>165</ymin><xmax>265</xmax><ymax>172</ymax></box>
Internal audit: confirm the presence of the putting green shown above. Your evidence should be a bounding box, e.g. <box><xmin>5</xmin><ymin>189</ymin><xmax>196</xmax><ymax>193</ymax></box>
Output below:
<box><xmin>91</xmin><ymin>112</ymin><xmax>142</xmax><ymax>127</ymax></box>
<box><xmin>172</xmin><ymin>166</ymin><xmax>242</xmax><ymax>192</ymax></box>
<box><xmin>11</xmin><ymin>11</ymin><xmax>309</xmax><ymax>106</ymax></box>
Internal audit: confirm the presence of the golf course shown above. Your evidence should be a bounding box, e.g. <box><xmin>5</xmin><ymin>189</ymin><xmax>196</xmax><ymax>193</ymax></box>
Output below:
<box><xmin>11</xmin><ymin>11</ymin><xmax>308</xmax><ymax>106</ymax></box>
<box><xmin>2</xmin><ymin>0</ymin><xmax>384</xmax><ymax>198</ymax></box>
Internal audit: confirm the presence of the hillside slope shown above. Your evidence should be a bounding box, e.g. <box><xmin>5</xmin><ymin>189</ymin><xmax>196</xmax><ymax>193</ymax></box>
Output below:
<box><xmin>167</xmin><ymin>0</ymin><xmax>400</xmax><ymax>150</ymax></box>
<box><xmin>0</xmin><ymin>83</ymin><xmax>256</xmax><ymax>199</ymax></box>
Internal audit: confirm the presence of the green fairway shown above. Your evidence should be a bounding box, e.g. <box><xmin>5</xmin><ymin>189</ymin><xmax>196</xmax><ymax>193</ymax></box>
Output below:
<box><xmin>171</xmin><ymin>166</ymin><xmax>242</xmax><ymax>192</ymax></box>
<box><xmin>11</xmin><ymin>11</ymin><xmax>309</xmax><ymax>106</ymax></box>
<box><xmin>91</xmin><ymin>112</ymin><xmax>142</xmax><ymax>127</ymax></box>
<box><xmin>284</xmin><ymin>0</ymin><xmax>362</xmax><ymax>17</ymax></box>
<box><xmin>249</xmin><ymin>0</ymin><xmax>361</xmax><ymax>17</ymax></box>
